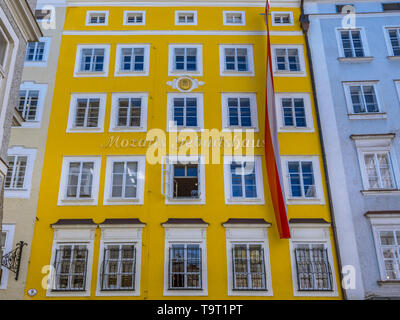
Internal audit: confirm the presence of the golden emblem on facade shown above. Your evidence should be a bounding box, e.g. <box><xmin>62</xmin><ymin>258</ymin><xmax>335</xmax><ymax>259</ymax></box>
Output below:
<box><xmin>178</xmin><ymin>77</ymin><xmax>193</xmax><ymax>91</ymax></box>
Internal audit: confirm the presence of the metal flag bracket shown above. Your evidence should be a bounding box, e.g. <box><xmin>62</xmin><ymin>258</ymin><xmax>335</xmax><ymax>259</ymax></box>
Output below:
<box><xmin>1</xmin><ymin>241</ymin><xmax>27</xmax><ymax>280</ymax></box>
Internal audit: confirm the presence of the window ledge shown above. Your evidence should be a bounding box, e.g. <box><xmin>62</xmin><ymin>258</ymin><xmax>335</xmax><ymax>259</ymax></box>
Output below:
<box><xmin>273</xmin><ymin>70</ymin><xmax>305</xmax><ymax>76</ymax></box>
<box><xmin>110</xmin><ymin>126</ymin><xmax>146</xmax><ymax>132</ymax></box>
<box><xmin>361</xmin><ymin>189</ymin><xmax>400</xmax><ymax>195</ymax></box>
<box><xmin>67</xmin><ymin>127</ymin><xmax>103</xmax><ymax>132</ymax></box>
<box><xmin>115</xmin><ymin>71</ymin><xmax>148</xmax><ymax>77</ymax></box>
<box><xmin>377</xmin><ymin>280</ymin><xmax>400</xmax><ymax>286</ymax></box>
<box><xmin>104</xmin><ymin>198</ymin><xmax>141</xmax><ymax>205</ymax></box>
<box><xmin>221</xmin><ymin>70</ymin><xmax>254</xmax><ymax>76</ymax></box>
<box><xmin>279</xmin><ymin>126</ymin><xmax>314</xmax><ymax>132</ymax></box>
<box><xmin>59</xmin><ymin>198</ymin><xmax>96</xmax><ymax>206</ymax></box>
<box><xmin>286</xmin><ymin>197</ymin><xmax>323</xmax><ymax>205</ymax></box>
<box><xmin>348</xmin><ymin>113</ymin><xmax>387</xmax><ymax>120</ymax></box>
<box><xmin>387</xmin><ymin>56</ymin><xmax>400</xmax><ymax>61</ymax></box>
<box><xmin>226</xmin><ymin>197</ymin><xmax>264</xmax><ymax>205</ymax></box>
<box><xmin>338</xmin><ymin>56</ymin><xmax>374</xmax><ymax>63</ymax></box>
<box><xmin>74</xmin><ymin>71</ymin><xmax>107</xmax><ymax>77</ymax></box>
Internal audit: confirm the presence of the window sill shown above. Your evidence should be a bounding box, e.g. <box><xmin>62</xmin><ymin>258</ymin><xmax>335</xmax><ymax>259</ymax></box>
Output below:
<box><xmin>221</xmin><ymin>70</ymin><xmax>255</xmax><ymax>77</ymax></box>
<box><xmin>226</xmin><ymin>197</ymin><xmax>264</xmax><ymax>205</ymax></box>
<box><xmin>273</xmin><ymin>70</ymin><xmax>306</xmax><ymax>77</ymax></box>
<box><xmin>224</xmin><ymin>126</ymin><xmax>259</xmax><ymax>132</ymax></box>
<box><xmin>74</xmin><ymin>71</ymin><xmax>107</xmax><ymax>78</ymax></box>
<box><xmin>168</xmin><ymin>126</ymin><xmax>202</xmax><ymax>132</ymax></box>
<box><xmin>109</xmin><ymin>126</ymin><xmax>147</xmax><ymax>132</ymax></box>
<box><xmin>337</xmin><ymin>56</ymin><xmax>374</xmax><ymax>63</ymax></box>
<box><xmin>67</xmin><ymin>127</ymin><xmax>104</xmax><ymax>133</ymax></box>
<box><xmin>387</xmin><ymin>56</ymin><xmax>400</xmax><ymax>61</ymax></box>
<box><xmin>286</xmin><ymin>197</ymin><xmax>324</xmax><ymax>205</ymax></box>
<box><xmin>58</xmin><ymin>198</ymin><xmax>97</xmax><ymax>206</ymax></box>
<box><xmin>169</xmin><ymin>71</ymin><xmax>202</xmax><ymax>77</ymax></box>
<box><xmin>348</xmin><ymin>113</ymin><xmax>387</xmax><ymax>120</ymax></box>
<box><xmin>165</xmin><ymin>197</ymin><xmax>205</xmax><ymax>205</ymax></box>
<box><xmin>115</xmin><ymin>71</ymin><xmax>148</xmax><ymax>77</ymax></box>
<box><xmin>164</xmin><ymin>289</ymin><xmax>207</xmax><ymax>296</ymax></box>
<box><xmin>361</xmin><ymin>189</ymin><xmax>400</xmax><ymax>195</ymax></box>
<box><xmin>104</xmin><ymin>197</ymin><xmax>143</xmax><ymax>205</ymax></box>
<box><xmin>278</xmin><ymin>126</ymin><xmax>314</xmax><ymax>132</ymax></box>
<box><xmin>377</xmin><ymin>280</ymin><xmax>400</xmax><ymax>286</ymax></box>
<box><xmin>24</xmin><ymin>61</ymin><xmax>48</xmax><ymax>67</ymax></box>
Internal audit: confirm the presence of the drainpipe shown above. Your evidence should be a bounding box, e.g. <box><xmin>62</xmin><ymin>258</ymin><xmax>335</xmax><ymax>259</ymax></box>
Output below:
<box><xmin>299</xmin><ymin>0</ymin><xmax>346</xmax><ymax>300</ymax></box>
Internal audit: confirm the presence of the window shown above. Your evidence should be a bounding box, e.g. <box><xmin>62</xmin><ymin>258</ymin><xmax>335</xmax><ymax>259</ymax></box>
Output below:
<box><xmin>124</xmin><ymin>11</ymin><xmax>145</xmax><ymax>25</ymax></box>
<box><xmin>382</xmin><ymin>3</ymin><xmax>400</xmax><ymax>11</ymax></box>
<box><xmin>377</xmin><ymin>230</ymin><xmax>400</xmax><ymax>280</ymax></box>
<box><xmin>220</xmin><ymin>45</ymin><xmax>254</xmax><ymax>75</ymax></box>
<box><xmin>115</xmin><ymin>45</ymin><xmax>150</xmax><ymax>76</ymax></box>
<box><xmin>281</xmin><ymin>97</ymin><xmax>306</xmax><ymax>127</ymax></box>
<box><xmin>16</xmin><ymin>82</ymin><xmax>47</xmax><ymax>127</ymax></box>
<box><xmin>169</xmin><ymin>45</ymin><xmax>202</xmax><ymax>76</ymax></box>
<box><xmin>167</xmin><ymin>93</ymin><xmax>204</xmax><ymax>131</ymax></box>
<box><xmin>223</xmin><ymin>156</ymin><xmax>264</xmax><ymax>204</ymax></box>
<box><xmin>67</xmin><ymin>94</ymin><xmax>106</xmax><ymax>132</ymax></box>
<box><xmin>25</xmin><ymin>41</ymin><xmax>45</xmax><ymax>62</ymax></box>
<box><xmin>281</xmin><ymin>156</ymin><xmax>324</xmax><ymax>204</ymax></box>
<box><xmin>74</xmin><ymin>45</ymin><xmax>110</xmax><ymax>77</ymax></box>
<box><xmin>110</xmin><ymin>93</ymin><xmax>148</xmax><ymax>132</ymax></box>
<box><xmin>271</xmin><ymin>12</ymin><xmax>293</xmax><ymax>26</ymax></box>
<box><xmin>86</xmin><ymin>11</ymin><xmax>108</xmax><ymax>25</ymax></box>
<box><xmin>104</xmin><ymin>156</ymin><xmax>146</xmax><ymax>205</ymax></box>
<box><xmin>363</xmin><ymin>153</ymin><xmax>396</xmax><ymax>190</ymax></box>
<box><xmin>0</xmin><ymin>224</ymin><xmax>15</xmax><ymax>289</ymax></box>
<box><xmin>34</xmin><ymin>9</ymin><xmax>52</xmax><ymax>21</ymax></box>
<box><xmin>5</xmin><ymin>155</ymin><xmax>27</xmax><ymax>190</ymax></box>
<box><xmin>293</xmin><ymin>243</ymin><xmax>333</xmax><ymax>291</ymax></box>
<box><xmin>223</xmin><ymin>11</ymin><xmax>245</xmax><ymax>25</ymax></box>
<box><xmin>338</xmin><ymin>29</ymin><xmax>365</xmax><ymax>58</ymax></box>
<box><xmin>336</xmin><ymin>4</ymin><xmax>354</xmax><ymax>13</ymax></box>
<box><xmin>58</xmin><ymin>157</ymin><xmax>101</xmax><ymax>205</ymax></box>
<box><xmin>221</xmin><ymin>94</ymin><xmax>258</xmax><ymax>130</ymax></box>
<box><xmin>387</xmin><ymin>28</ymin><xmax>400</xmax><ymax>56</ymax></box>
<box><xmin>175</xmin><ymin>11</ymin><xmax>197</xmax><ymax>25</ymax></box>
<box><xmin>271</xmin><ymin>45</ymin><xmax>306</xmax><ymax>76</ymax></box>
<box><xmin>343</xmin><ymin>82</ymin><xmax>381</xmax><ymax>115</ymax></box>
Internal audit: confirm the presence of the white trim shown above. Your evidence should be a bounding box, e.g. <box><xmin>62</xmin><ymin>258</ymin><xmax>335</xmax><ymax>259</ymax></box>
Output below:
<box><xmin>219</xmin><ymin>44</ymin><xmax>255</xmax><ymax>77</ymax></box>
<box><xmin>4</xmin><ymin>146</ymin><xmax>37</xmax><ymax>199</ymax></box>
<box><xmin>335</xmin><ymin>27</ymin><xmax>371</xmax><ymax>58</ymax></box>
<box><xmin>110</xmin><ymin>93</ymin><xmax>148</xmax><ymax>132</ymax></box>
<box><xmin>74</xmin><ymin>44</ymin><xmax>111</xmax><ymax>77</ymax></box>
<box><xmin>271</xmin><ymin>44</ymin><xmax>307</xmax><ymax>77</ymax></box>
<box><xmin>62</xmin><ymin>30</ymin><xmax>303</xmax><ymax>36</ymax></box>
<box><xmin>166</xmin><ymin>92</ymin><xmax>204</xmax><ymax>131</ymax></box>
<box><xmin>66</xmin><ymin>93</ymin><xmax>107</xmax><ymax>133</ymax></box>
<box><xmin>223</xmin><ymin>155</ymin><xmax>265</xmax><ymax>205</ymax></box>
<box><xmin>175</xmin><ymin>10</ymin><xmax>197</xmax><ymax>26</ymax></box>
<box><xmin>85</xmin><ymin>10</ymin><xmax>109</xmax><ymax>26</ymax></box>
<box><xmin>224</xmin><ymin>225</ymin><xmax>273</xmax><ymax>296</ymax></box>
<box><xmin>289</xmin><ymin>223</ymin><xmax>339</xmax><ymax>297</ymax></box>
<box><xmin>0</xmin><ymin>224</ymin><xmax>15</xmax><ymax>290</ymax></box>
<box><xmin>15</xmin><ymin>82</ymin><xmax>47</xmax><ymax>128</ymax></box>
<box><xmin>280</xmin><ymin>155</ymin><xmax>325</xmax><ymax>205</ymax></box>
<box><xmin>396</xmin><ymin>80</ymin><xmax>400</xmax><ymax>104</ymax></box>
<box><xmin>24</xmin><ymin>37</ymin><xmax>52</xmax><ymax>67</ymax></box>
<box><xmin>223</xmin><ymin>11</ymin><xmax>246</xmax><ymax>26</ymax></box>
<box><xmin>163</xmin><ymin>225</ymin><xmax>208</xmax><ymax>296</ymax></box>
<box><xmin>103</xmin><ymin>155</ymin><xmax>146</xmax><ymax>206</ymax></box>
<box><xmin>271</xmin><ymin>11</ymin><xmax>294</xmax><ymax>26</ymax></box>
<box><xmin>123</xmin><ymin>11</ymin><xmax>146</xmax><ymax>26</ymax></box>
<box><xmin>168</xmin><ymin>44</ymin><xmax>203</xmax><ymax>77</ymax></box>
<box><xmin>383</xmin><ymin>25</ymin><xmax>400</xmax><ymax>57</ymax></box>
<box><xmin>221</xmin><ymin>93</ymin><xmax>258</xmax><ymax>131</ymax></box>
<box><xmin>57</xmin><ymin>156</ymin><xmax>101</xmax><ymax>206</ymax></box>
<box><xmin>95</xmin><ymin>225</ymin><xmax>144</xmax><ymax>296</ymax></box>
<box><xmin>114</xmin><ymin>44</ymin><xmax>150</xmax><ymax>77</ymax></box>
<box><xmin>274</xmin><ymin>92</ymin><xmax>314</xmax><ymax>132</ymax></box>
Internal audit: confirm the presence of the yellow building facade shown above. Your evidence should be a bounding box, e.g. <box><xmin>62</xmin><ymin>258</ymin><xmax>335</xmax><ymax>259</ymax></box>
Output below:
<box><xmin>24</xmin><ymin>0</ymin><xmax>343</xmax><ymax>300</ymax></box>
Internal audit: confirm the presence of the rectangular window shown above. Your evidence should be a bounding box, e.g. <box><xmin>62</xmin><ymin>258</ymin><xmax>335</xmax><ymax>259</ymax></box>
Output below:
<box><xmin>382</xmin><ymin>3</ymin><xmax>400</xmax><ymax>11</ymax></box>
<box><xmin>172</xmin><ymin>97</ymin><xmax>198</xmax><ymax>128</ymax></box>
<box><xmin>120</xmin><ymin>47</ymin><xmax>144</xmax><ymax>72</ymax></box>
<box><xmin>348</xmin><ymin>84</ymin><xmax>379</xmax><ymax>113</ymax></box>
<box><xmin>288</xmin><ymin>161</ymin><xmax>316</xmax><ymax>198</ymax></box>
<box><xmin>5</xmin><ymin>155</ymin><xmax>27</xmax><ymax>189</ymax></box>
<box><xmin>224</xmin><ymin>12</ymin><xmax>244</xmax><ymax>25</ymax></box>
<box><xmin>101</xmin><ymin>244</ymin><xmax>136</xmax><ymax>291</ymax></box>
<box><xmin>227</xmin><ymin>97</ymin><xmax>252</xmax><ymax>127</ymax></box>
<box><xmin>116</xmin><ymin>97</ymin><xmax>142</xmax><ymax>128</ymax></box>
<box><xmin>336</xmin><ymin>4</ymin><xmax>354</xmax><ymax>13</ymax></box>
<box><xmin>124</xmin><ymin>12</ymin><xmax>145</xmax><ymax>25</ymax></box>
<box><xmin>378</xmin><ymin>230</ymin><xmax>400</xmax><ymax>280</ymax></box>
<box><xmin>73</xmin><ymin>98</ymin><xmax>100</xmax><ymax>128</ymax></box>
<box><xmin>66</xmin><ymin>162</ymin><xmax>94</xmax><ymax>199</ymax></box>
<box><xmin>53</xmin><ymin>245</ymin><xmax>88</xmax><ymax>291</ymax></box>
<box><xmin>230</xmin><ymin>161</ymin><xmax>257</xmax><ymax>199</ymax></box>
<box><xmin>273</xmin><ymin>13</ymin><xmax>291</xmax><ymax>24</ymax></box>
<box><xmin>169</xmin><ymin>244</ymin><xmax>202</xmax><ymax>289</ymax></box>
<box><xmin>275</xmin><ymin>48</ymin><xmax>300</xmax><ymax>72</ymax></box>
<box><xmin>232</xmin><ymin>244</ymin><xmax>266</xmax><ymax>290</ymax></box>
<box><xmin>281</xmin><ymin>97</ymin><xmax>307</xmax><ymax>127</ymax></box>
<box><xmin>87</xmin><ymin>12</ymin><xmax>108</xmax><ymax>25</ymax></box>
<box><xmin>35</xmin><ymin>9</ymin><xmax>51</xmax><ymax>21</ymax></box>
<box><xmin>363</xmin><ymin>152</ymin><xmax>395</xmax><ymax>189</ymax></box>
<box><xmin>79</xmin><ymin>48</ymin><xmax>105</xmax><ymax>72</ymax></box>
<box><xmin>174</xmin><ymin>47</ymin><xmax>197</xmax><ymax>71</ymax></box>
<box><xmin>224</xmin><ymin>48</ymin><xmax>248</xmax><ymax>72</ymax></box>
<box><xmin>340</xmin><ymin>30</ymin><xmax>365</xmax><ymax>57</ymax></box>
<box><xmin>18</xmin><ymin>90</ymin><xmax>39</xmax><ymax>121</ymax></box>
<box><xmin>176</xmin><ymin>11</ymin><xmax>196</xmax><ymax>25</ymax></box>
<box><xmin>172</xmin><ymin>163</ymin><xmax>199</xmax><ymax>199</ymax></box>
<box><xmin>111</xmin><ymin>161</ymin><xmax>138</xmax><ymax>199</ymax></box>
<box><xmin>294</xmin><ymin>244</ymin><xmax>333</xmax><ymax>291</ymax></box>
<box><xmin>25</xmin><ymin>42</ymin><xmax>45</xmax><ymax>62</ymax></box>
<box><xmin>388</xmin><ymin>28</ymin><xmax>400</xmax><ymax>56</ymax></box>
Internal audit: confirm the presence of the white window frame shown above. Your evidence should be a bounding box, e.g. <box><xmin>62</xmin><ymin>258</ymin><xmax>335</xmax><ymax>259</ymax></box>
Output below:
<box><xmin>224</xmin><ymin>223</ymin><xmax>273</xmax><ymax>296</ymax></box>
<box><xmin>16</xmin><ymin>81</ymin><xmax>47</xmax><ymax>128</ymax></box>
<box><xmin>383</xmin><ymin>26</ymin><xmax>400</xmax><ymax>58</ymax></box>
<box><xmin>271</xmin><ymin>45</ymin><xmax>306</xmax><ymax>77</ymax></box>
<box><xmin>396</xmin><ymin>80</ymin><xmax>400</xmax><ymax>103</ymax></box>
<box><xmin>4</xmin><ymin>146</ymin><xmax>37</xmax><ymax>199</ymax></box>
<box><xmin>219</xmin><ymin>44</ymin><xmax>254</xmax><ymax>77</ymax></box>
<box><xmin>275</xmin><ymin>93</ymin><xmax>314</xmax><ymax>132</ymax></box>
<box><xmin>86</xmin><ymin>11</ymin><xmax>109</xmax><ymax>26</ymax></box>
<box><xmin>289</xmin><ymin>223</ymin><xmax>338</xmax><ymax>297</ymax></box>
<box><xmin>335</xmin><ymin>27</ymin><xmax>371</xmax><ymax>59</ymax></box>
<box><xmin>103</xmin><ymin>155</ymin><xmax>146</xmax><ymax>206</ymax></box>
<box><xmin>223</xmin><ymin>155</ymin><xmax>265</xmax><ymax>205</ymax></box>
<box><xmin>168</xmin><ymin>44</ymin><xmax>203</xmax><ymax>77</ymax></box>
<box><xmin>123</xmin><ymin>11</ymin><xmax>146</xmax><ymax>26</ymax></box>
<box><xmin>95</xmin><ymin>223</ymin><xmax>144</xmax><ymax>296</ymax></box>
<box><xmin>24</xmin><ymin>37</ymin><xmax>51</xmax><ymax>67</ymax></box>
<box><xmin>223</xmin><ymin>11</ymin><xmax>245</xmax><ymax>26</ymax></box>
<box><xmin>352</xmin><ymin>135</ymin><xmax>400</xmax><ymax>193</ymax></box>
<box><xmin>271</xmin><ymin>12</ymin><xmax>294</xmax><ymax>26</ymax></box>
<box><xmin>175</xmin><ymin>11</ymin><xmax>197</xmax><ymax>26</ymax></box>
<box><xmin>0</xmin><ymin>224</ymin><xmax>15</xmax><ymax>290</ymax></box>
<box><xmin>57</xmin><ymin>156</ymin><xmax>101</xmax><ymax>206</ymax></box>
<box><xmin>221</xmin><ymin>93</ymin><xmax>259</xmax><ymax>131</ymax></box>
<box><xmin>162</xmin><ymin>155</ymin><xmax>206</xmax><ymax>205</ymax></box>
<box><xmin>67</xmin><ymin>93</ymin><xmax>107</xmax><ymax>133</ymax></box>
<box><xmin>74</xmin><ymin>44</ymin><xmax>111</xmax><ymax>78</ymax></box>
<box><xmin>47</xmin><ymin>225</ymin><xmax>95</xmax><ymax>297</ymax></box>
<box><xmin>166</xmin><ymin>93</ymin><xmax>204</xmax><ymax>132</ymax></box>
<box><xmin>281</xmin><ymin>155</ymin><xmax>325</xmax><ymax>205</ymax></box>
<box><xmin>367</xmin><ymin>214</ymin><xmax>400</xmax><ymax>282</ymax></box>
<box><xmin>343</xmin><ymin>81</ymin><xmax>386</xmax><ymax>119</ymax></box>
<box><xmin>110</xmin><ymin>93</ymin><xmax>148</xmax><ymax>132</ymax></box>
<box><xmin>115</xmin><ymin>44</ymin><xmax>150</xmax><ymax>77</ymax></box>
<box><xmin>162</xmin><ymin>224</ymin><xmax>208</xmax><ymax>296</ymax></box>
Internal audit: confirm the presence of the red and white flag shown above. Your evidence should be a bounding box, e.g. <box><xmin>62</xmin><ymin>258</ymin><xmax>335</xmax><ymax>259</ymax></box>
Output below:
<box><xmin>264</xmin><ymin>0</ymin><xmax>291</xmax><ymax>238</ymax></box>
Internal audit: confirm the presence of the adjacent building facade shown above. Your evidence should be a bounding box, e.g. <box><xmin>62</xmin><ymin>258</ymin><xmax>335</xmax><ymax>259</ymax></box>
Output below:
<box><xmin>304</xmin><ymin>0</ymin><xmax>400</xmax><ymax>299</ymax></box>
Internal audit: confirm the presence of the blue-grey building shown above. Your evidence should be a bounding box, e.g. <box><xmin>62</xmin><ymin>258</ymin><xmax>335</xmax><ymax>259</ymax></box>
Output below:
<box><xmin>303</xmin><ymin>0</ymin><xmax>400</xmax><ymax>299</ymax></box>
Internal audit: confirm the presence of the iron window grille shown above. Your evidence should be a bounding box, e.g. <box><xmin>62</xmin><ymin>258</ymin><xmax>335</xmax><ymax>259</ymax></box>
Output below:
<box><xmin>74</xmin><ymin>98</ymin><xmax>100</xmax><ymax>128</ymax></box>
<box><xmin>388</xmin><ymin>28</ymin><xmax>400</xmax><ymax>56</ymax></box>
<box><xmin>117</xmin><ymin>97</ymin><xmax>142</xmax><ymax>127</ymax></box>
<box><xmin>232</xmin><ymin>244</ymin><xmax>266</xmax><ymax>291</ymax></box>
<box><xmin>18</xmin><ymin>90</ymin><xmax>39</xmax><ymax>121</ymax></box>
<box><xmin>26</xmin><ymin>42</ymin><xmax>46</xmax><ymax>62</ymax></box>
<box><xmin>53</xmin><ymin>245</ymin><xmax>88</xmax><ymax>291</ymax></box>
<box><xmin>174</xmin><ymin>48</ymin><xmax>197</xmax><ymax>71</ymax></box>
<box><xmin>281</xmin><ymin>98</ymin><xmax>307</xmax><ymax>128</ymax></box>
<box><xmin>168</xmin><ymin>244</ymin><xmax>202</xmax><ymax>290</ymax></box>
<box><xmin>5</xmin><ymin>156</ymin><xmax>27</xmax><ymax>190</ymax></box>
<box><xmin>79</xmin><ymin>48</ymin><xmax>105</xmax><ymax>72</ymax></box>
<box><xmin>224</xmin><ymin>48</ymin><xmax>249</xmax><ymax>72</ymax></box>
<box><xmin>172</xmin><ymin>163</ymin><xmax>200</xmax><ymax>199</ymax></box>
<box><xmin>275</xmin><ymin>48</ymin><xmax>301</xmax><ymax>72</ymax></box>
<box><xmin>101</xmin><ymin>244</ymin><xmax>136</xmax><ymax>291</ymax></box>
<box><xmin>294</xmin><ymin>245</ymin><xmax>333</xmax><ymax>291</ymax></box>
